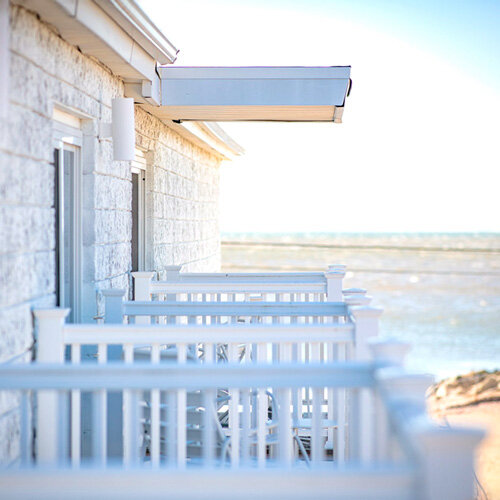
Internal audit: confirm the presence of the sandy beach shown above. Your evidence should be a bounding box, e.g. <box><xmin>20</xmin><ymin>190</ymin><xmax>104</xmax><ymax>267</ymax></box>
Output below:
<box><xmin>429</xmin><ymin>372</ymin><xmax>500</xmax><ymax>500</ymax></box>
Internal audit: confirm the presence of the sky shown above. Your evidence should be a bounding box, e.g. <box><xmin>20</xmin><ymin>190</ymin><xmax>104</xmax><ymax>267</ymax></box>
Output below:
<box><xmin>139</xmin><ymin>0</ymin><xmax>500</xmax><ymax>233</ymax></box>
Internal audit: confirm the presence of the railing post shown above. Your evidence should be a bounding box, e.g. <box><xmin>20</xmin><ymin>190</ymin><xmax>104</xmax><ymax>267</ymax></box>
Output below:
<box><xmin>165</xmin><ymin>265</ymin><xmax>182</xmax><ymax>282</ymax></box>
<box><xmin>102</xmin><ymin>289</ymin><xmax>125</xmax><ymax>325</ymax></box>
<box><xmin>324</xmin><ymin>265</ymin><xmax>345</xmax><ymax>453</ymax></box>
<box><xmin>34</xmin><ymin>308</ymin><xmax>69</xmax><ymax>363</ymax></box>
<box><xmin>324</xmin><ymin>264</ymin><xmax>345</xmax><ymax>302</ymax></box>
<box><xmin>33</xmin><ymin>308</ymin><xmax>69</xmax><ymax>464</ymax></box>
<box><xmin>377</xmin><ymin>369</ymin><xmax>435</xmax><ymax>465</ymax></box>
<box><xmin>369</xmin><ymin>338</ymin><xmax>410</xmax><ymax>368</ymax></box>
<box><xmin>349</xmin><ymin>306</ymin><xmax>383</xmax><ymax>361</ymax></box>
<box><xmin>344</xmin><ymin>291</ymin><xmax>371</xmax><ymax>306</ymax></box>
<box><xmin>347</xmin><ymin>306</ymin><xmax>382</xmax><ymax>463</ymax></box>
<box><xmin>101</xmin><ymin>289</ymin><xmax>125</xmax><ymax>459</ymax></box>
<box><xmin>131</xmin><ymin>271</ymin><xmax>154</xmax><ymax>301</ymax></box>
<box><xmin>413</xmin><ymin>425</ymin><xmax>484</xmax><ymax>500</ymax></box>
<box><xmin>369</xmin><ymin>339</ymin><xmax>411</xmax><ymax>463</ymax></box>
<box><xmin>132</xmin><ymin>272</ymin><xmax>154</xmax><ymax>325</ymax></box>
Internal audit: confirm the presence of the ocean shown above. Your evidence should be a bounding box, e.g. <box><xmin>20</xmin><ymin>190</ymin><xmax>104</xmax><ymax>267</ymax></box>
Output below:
<box><xmin>221</xmin><ymin>233</ymin><xmax>500</xmax><ymax>381</ymax></box>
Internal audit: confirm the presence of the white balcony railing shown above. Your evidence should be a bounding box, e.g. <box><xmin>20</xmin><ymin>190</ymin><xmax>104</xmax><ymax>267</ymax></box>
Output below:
<box><xmin>131</xmin><ymin>265</ymin><xmax>367</xmax><ymax>304</ymax></box>
<box><xmin>0</xmin><ymin>353</ymin><xmax>483</xmax><ymax>500</ymax></box>
<box><xmin>34</xmin><ymin>306</ymin><xmax>381</xmax><ymax>464</ymax></box>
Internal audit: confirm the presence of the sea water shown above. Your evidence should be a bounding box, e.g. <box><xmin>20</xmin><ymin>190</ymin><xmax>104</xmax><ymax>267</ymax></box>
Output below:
<box><xmin>221</xmin><ymin>232</ymin><xmax>500</xmax><ymax>381</ymax></box>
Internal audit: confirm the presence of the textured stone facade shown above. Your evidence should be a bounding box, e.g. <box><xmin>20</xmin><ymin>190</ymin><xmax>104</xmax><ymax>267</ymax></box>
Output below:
<box><xmin>0</xmin><ymin>5</ymin><xmax>222</xmax><ymax>463</ymax></box>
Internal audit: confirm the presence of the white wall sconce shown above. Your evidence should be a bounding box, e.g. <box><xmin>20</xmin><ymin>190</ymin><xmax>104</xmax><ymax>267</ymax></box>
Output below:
<box><xmin>100</xmin><ymin>97</ymin><xmax>135</xmax><ymax>161</ymax></box>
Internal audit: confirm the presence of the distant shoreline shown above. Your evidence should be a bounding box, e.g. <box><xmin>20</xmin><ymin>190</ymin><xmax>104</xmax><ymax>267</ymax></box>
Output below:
<box><xmin>428</xmin><ymin>370</ymin><xmax>500</xmax><ymax>410</ymax></box>
<box><xmin>222</xmin><ymin>240</ymin><xmax>500</xmax><ymax>254</ymax></box>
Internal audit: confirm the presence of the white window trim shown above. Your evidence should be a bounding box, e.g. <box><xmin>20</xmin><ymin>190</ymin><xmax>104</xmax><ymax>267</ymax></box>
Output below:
<box><xmin>53</xmin><ymin>120</ymin><xmax>83</xmax><ymax>323</ymax></box>
<box><xmin>131</xmin><ymin>148</ymin><xmax>147</xmax><ymax>272</ymax></box>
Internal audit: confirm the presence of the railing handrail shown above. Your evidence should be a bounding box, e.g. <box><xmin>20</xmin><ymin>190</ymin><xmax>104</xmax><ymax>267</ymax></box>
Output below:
<box><xmin>62</xmin><ymin>322</ymin><xmax>354</xmax><ymax>345</ymax></box>
<box><xmin>0</xmin><ymin>362</ymin><xmax>376</xmax><ymax>390</ymax></box>
<box><xmin>0</xmin><ymin>466</ymin><xmax>417</xmax><ymax>500</ymax></box>
<box><xmin>150</xmin><ymin>281</ymin><xmax>327</xmax><ymax>294</ymax></box>
<box><xmin>122</xmin><ymin>300</ymin><xmax>348</xmax><ymax>317</ymax></box>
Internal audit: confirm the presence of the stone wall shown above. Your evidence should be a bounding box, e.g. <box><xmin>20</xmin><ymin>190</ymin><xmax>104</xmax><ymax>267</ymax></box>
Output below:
<box><xmin>0</xmin><ymin>4</ymin><xmax>222</xmax><ymax>464</ymax></box>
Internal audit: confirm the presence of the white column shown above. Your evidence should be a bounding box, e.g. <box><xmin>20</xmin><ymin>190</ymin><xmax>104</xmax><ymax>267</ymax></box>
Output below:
<box><xmin>324</xmin><ymin>265</ymin><xmax>345</xmax><ymax>452</ymax></box>
<box><xmin>131</xmin><ymin>271</ymin><xmax>154</xmax><ymax>300</ymax></box>
<box><xmin>349</xmin><ymin>306</ymin><xmax>382</xmax><ymax>463</ymax></box>
<box><xmin>102</xmin><ymin>289</ymin><xmax>125</xmax><ymax>325</ymax></box>
<box><xmin>414</xmin><ymin>426</ymin><xmax>484</xmax><ymax>500</ymax></box>
<box><xmin>324</xmin><ymin>264</ymin><xmax>345</xmax><ymax>302</ymax></box>
<box><xmin>131</xmin><ymin>272</ymin><xmax>154</xmax><ymax>325</ymax></box>
<box><xmin>101</xmin><ymin>290</ymin><xmax>125</xmax><ymax>459</ymax></box>
<box><xmin>369</xmin><ymin>339</ymin><xmax>411</xmax><ymax>463</ymax></box>
<box><xmin>349</xmin><ymin>306</ymin><xmax>383</xmax><ymax>361</ymax></box>
<box><xmin>344</xmin><ymin>293</ymin><xmax>372</xmax><ymax>307</ymax></box>
<box><xmin>34</xmin><ymin>308</ymin><xmax>69</xmax><ymax>363</ymax></box>
<box><xmin>369</xmin><ymin>338</ymin><xmax>410</xmax><ymax>368</ymax></box>
<box><xmin>33</xmin><ymin>309</ymin><xmax>69</xmax><ymax>464</ymax></box>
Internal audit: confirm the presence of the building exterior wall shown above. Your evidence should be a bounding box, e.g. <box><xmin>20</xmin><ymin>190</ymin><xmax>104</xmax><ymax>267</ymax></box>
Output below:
<box><xmin>0</xmin><ymin>4</ymin><xmax>222</xmax><ymax>463</ymax></box>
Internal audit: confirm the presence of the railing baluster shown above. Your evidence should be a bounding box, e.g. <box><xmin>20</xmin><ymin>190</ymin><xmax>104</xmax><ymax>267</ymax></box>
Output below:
<box><xmin>70</xmin><ymin>344</ymin><xmax>81</xmax><ymax>467</ymax></box>
<box><xmin>336</xmin><ymin>342</ymin><xmax>346</xmax><ymax>465</ymax></box>
<box><xmin>167</xmin><ymin>390</ymin><xmax>176</xmax><ymax>467</ymax></box>
<box><xmin>256</xmin><ymin>342</ymin><xmax>268</xmax><ymax>467</ymax></box>
<box><xmin>91</xmin><ymin>389</ymin><xmax>105</xmax><ymax>465</ymax></box>
<box><xmin>20</xmin><ymin>390</ymin><xmax>32</xmax><ymax>466</ymax></box>
<box><xmin>123</xmin><ymin>343</ymin><xmax>133</xmax><ymax>465</ymax></box>
<box><xmin>241</xmin><ymin>388</ymin><xmax>251</xmax><ymax>466</ymax></box>
<box><xmin>177</xmin><ymin>343</ymin><xmax>187</xmax><ymax>468</ymax></box>
<box><xmin>97</xmin><ymin>343</ymin><xmax>107</xmax><ymax>464</ymax></box>
<box><xmin>359</xmin><ymin>388</ymin><xmax>374</xmax><ymax>463</ymax></box>
<box><xmin>228</xmin><ymin>342</ymin><xmax>240</xmax><ymax>466</ymax></box>
<box><xmin>278</xmin><ymin>341</ymin><xmax>292</xmax><ymax>466</ymax></box>
<box><xmin>310</xmin><ymin>341</ymin><xmax>323</xmax><ymax>464</ymax></box>
<box><xmin>150</xmin><ymin>343</ymin><xmax>160</xmax><ymax>468</ymax></box>
<box><xmin>203</xmin><ymin>342</ymin><xmax>215</xmax><ymax>466</ymax></box>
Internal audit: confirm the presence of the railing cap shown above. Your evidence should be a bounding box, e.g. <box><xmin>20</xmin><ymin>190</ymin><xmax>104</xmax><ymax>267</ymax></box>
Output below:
<box><xmin>131</xmin><ymin>271</ymin><xmax>155</xmax><ymax>279</ymax></box>
<box><xmin>33</xmin><ymin>308</ymin><xmax>70</xmax><ymax>319</ymax></box>
<box><xmin>343</xmin><ymin>287</ymin><xmax>367</xmax><ymax>295</ymax></box>
<box><xmin>165</xmin><ymin>265</ymin><xmax>182</xmax><ymax>272</ymax></box>
<box><xmin>325</xmin><ymin>265</ymin><xmax>346</xmax><ymax>278</ymax></box>
<box><xmin>349</xmin><ymin>305</ymin><xmax>383</xmax><ymax>318</ymax></box>
<box><xmin>369</xmin><ymin>338</ymin><xmax>410</xmax><ymax>365</ymax></box>
<box><xmin>344</xmin><ymin>295</ymin><xmax>372</xmax><ymax>306</ymax></box>
<box><xmin>412</xmin><ymin>420</ymin><xmax>485</xmax><ymax>449</ymax></box>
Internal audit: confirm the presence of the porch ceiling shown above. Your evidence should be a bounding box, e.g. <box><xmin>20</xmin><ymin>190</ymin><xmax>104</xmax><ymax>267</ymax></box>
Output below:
<box><xmin>158</xmin><ymin>66</ymin><xmax>351</xmax><ymax>123</ymax></box>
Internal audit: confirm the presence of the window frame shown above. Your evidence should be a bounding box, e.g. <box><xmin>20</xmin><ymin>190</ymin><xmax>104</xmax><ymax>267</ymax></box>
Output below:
<box><xmin>53</xmin><ymin>120</ymin><xmax>83</xmax><ymax>323</ymax></box>
<box><xmin>131</xmin><ymin>149</ymin><xmax>147</xmax><ymax>272</ymax></box>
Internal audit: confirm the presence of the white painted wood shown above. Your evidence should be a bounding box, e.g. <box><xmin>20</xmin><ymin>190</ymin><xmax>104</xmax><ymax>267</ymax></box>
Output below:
<box><xmin>150</xmin><ymin>343</ymin><xmax>160</xmax><ymax>468</ymax></box>
<box><xmin>0</xmin><ymin>466</ymin><xmax>416</xmax><ymax>500</ymax></box>
<box><xmin>349</xmin><ymin>306</ymin><xmax>383</xmax><ymax>361</ymax></box>
<box><xmin>33</xmin><ymin>309</ymin><xmax>69</xmax><ymax>465</ymax></box>
<box><xmin>325</xmin><ymin>265</ymin><xmax>345</xmax><ymax>302</ymax></box>
<box><xmin>413</xmin><ymin>424</ymin><xmax>484</xmax><ymax>500</ymax></box>
<box><xmin>131</xmin><ymin>272</ymin><xmax>154</xmax><ymax>325</ymax></box>
<box><xmin>102</xmin><ymin>290</ymin><xmax>126</xmax><ymax>325</ymax></box>
<box><xmin>159</xmin><ymin>66</ymin><xmax>350</xmax><ymax>122</ymax></box>
<box><xmin>176</xmin><ymin>343</ymin><xmax>187</xmax><ymax>468</ymax></box>
<box><xmin>123</xmin><ymin>301</ymin><xmax>347</xmax><ymax>319</ymax></box>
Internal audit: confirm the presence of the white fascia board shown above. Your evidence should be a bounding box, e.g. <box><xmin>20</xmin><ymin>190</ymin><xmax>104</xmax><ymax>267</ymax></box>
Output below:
<box><xmin>14</xmin><ymin>0</ymin><xmax>176</xmax><ymax>82</ymax></box>
<box><xmin>158</xmin><ymin>66</ymin><xmax>351</xmax><ymax>122</ymax></box>
<box><xmin>93</xmin><ymin>0</ymin><xmax>178</xmax><ymax>64</ymax></box>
